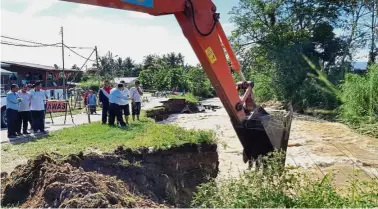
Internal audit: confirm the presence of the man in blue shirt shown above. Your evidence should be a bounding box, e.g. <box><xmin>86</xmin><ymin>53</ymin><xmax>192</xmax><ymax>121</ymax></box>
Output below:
<box><xmin>6</xmin><ymin>84</ymin><xmax>21</xmax><ymax>138</ymax></box>
<box><xmin>109</xmin><ymin>83</ymin><xmax>128</xmax><ymax>128</ymax></box>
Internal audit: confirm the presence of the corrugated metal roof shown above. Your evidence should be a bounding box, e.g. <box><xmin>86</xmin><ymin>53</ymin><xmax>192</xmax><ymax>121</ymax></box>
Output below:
<box><xmin>1</xmin><ymin>68</ymin><xmax>13</xmax><ymax>75</ymax></box>
<box><xmin>114</xmin><ymin>77</ymin><xmax>138</xmax><ymax>84</ymax></box>
<box><xmin>1</xmin><ymin>61</ymin><xmax>80</xmax><ymax>72</ymax></box>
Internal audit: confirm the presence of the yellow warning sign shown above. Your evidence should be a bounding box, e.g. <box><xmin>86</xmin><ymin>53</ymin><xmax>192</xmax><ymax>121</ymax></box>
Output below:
<box><xmin>205</xmin><ymin>47</ymin><xmax>217</xmax><ymax>64</ymax></box>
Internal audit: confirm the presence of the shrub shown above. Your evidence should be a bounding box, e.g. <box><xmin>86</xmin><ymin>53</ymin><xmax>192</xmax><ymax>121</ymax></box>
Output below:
<box><xmin>340</xmin><ymin>65</ymin><xmax>378</xmax><ymax>123</ymax></box>
<box><xmin>79</xmin><ymin>79</ymin><xmax>100</xmax><ymax>92</ymax></box>
<box><xmin>191</xmin><ymin>151</ymin><xmax>378</xmax><ymax>208</ymax></box>
<box><xmin>168</xmin><ymin>93</ymin><xmax>199</xmax><ymax>103</ymax></box>
<box><xmin>252</xmin><ymin>73</ymin><xmax>276</xmax><ymax>103</ymax></box>
<box><xmin>293</xmin><ymin>77</ymin><xmax>339</xmax><ymax>111</ymax></box>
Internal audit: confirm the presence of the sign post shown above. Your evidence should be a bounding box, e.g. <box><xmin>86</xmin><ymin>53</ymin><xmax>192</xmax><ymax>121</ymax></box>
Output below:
<box><xmin>45</xmin><ymin>100</ymin><xmax>75</xmax><ymax>125</ymax></box>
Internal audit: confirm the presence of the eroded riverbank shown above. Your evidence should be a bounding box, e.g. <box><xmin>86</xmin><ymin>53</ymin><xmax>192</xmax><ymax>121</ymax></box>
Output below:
<box><xmin>159</xmin><ymin>98</ymin><xmax>378</xmax><ymax>184</ymax></box>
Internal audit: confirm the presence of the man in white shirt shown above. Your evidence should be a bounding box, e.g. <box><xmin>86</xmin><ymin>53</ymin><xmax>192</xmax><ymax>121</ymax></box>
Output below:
<box><xmin>129</xmin><ymin>80</ymin><xmax>143</xmax><ymax>121</ymax></box>
<box><xmin>30</xmin><ymin>81</ymin><xmax>48</xmax><ymax>134</ymax></box>
<box><xmin>17</xmin><ymin>84</ymin><xmax>32</xmax><ymax>134</ymax></box>
<box><xmin>119</xmin><ymin>80</ymin><xmax>130</xmax><ymax>124</ymax></box>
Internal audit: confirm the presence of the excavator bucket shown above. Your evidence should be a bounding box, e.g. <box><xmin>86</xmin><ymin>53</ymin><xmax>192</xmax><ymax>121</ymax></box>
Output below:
<box><xmin>232</xmin><ymin>105</ymin><xmax>294</xmax><ymax>166</ymax></box>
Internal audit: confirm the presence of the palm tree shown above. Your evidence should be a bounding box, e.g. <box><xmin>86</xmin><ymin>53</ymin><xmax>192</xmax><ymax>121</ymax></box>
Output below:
<box><xmin>143</xmin><ymin>54</ymin><xmax>157</xmax><ymax>69</ymax></box>
<box><xmin>123</xmin><ymin>57</ymin><xmax>135</xmax><ymax>76</ymax></box>
<box><xmin>177</xmin><ymin>53</ymin><xmax>185</xmax><ymax>67</ymax></box>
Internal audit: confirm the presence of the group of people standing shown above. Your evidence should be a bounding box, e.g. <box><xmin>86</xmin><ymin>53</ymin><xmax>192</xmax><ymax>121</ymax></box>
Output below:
<box><xmin>6</xmin><ymin>79</ymin><xmax>143</xmax><ymax>137</ymax></box>
<box><xmin>6</xmin><ymin>81</ymin><xmax>48</xmax><ymax>138</ymax></box>
<box><xmin>98</xmin><ymin>80</ymin><xmax>143</xmax><ymax>128</ymax></box>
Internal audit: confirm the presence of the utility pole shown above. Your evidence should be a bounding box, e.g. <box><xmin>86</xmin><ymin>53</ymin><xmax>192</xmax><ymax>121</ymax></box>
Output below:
<box><xmin>60</xmin><ymin>26</ymin><xmax>66</xmax><ymax>100</ymax></box>
<box><xmin>95</xmin><ymin>46</ymin><xmax>101</xmax><ymax>86</ymax></box>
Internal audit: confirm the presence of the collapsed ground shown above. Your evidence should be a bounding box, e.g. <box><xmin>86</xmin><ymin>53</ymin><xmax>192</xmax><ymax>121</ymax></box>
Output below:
<box><xmin>1</xmin><ymin>115</ymin><xmax>218</xmax><ymax>208</ymax></box>
<box><xmin>1</xmin><ymin>97</ymin><xmax>377</xmax><ymax>207</ymax></box>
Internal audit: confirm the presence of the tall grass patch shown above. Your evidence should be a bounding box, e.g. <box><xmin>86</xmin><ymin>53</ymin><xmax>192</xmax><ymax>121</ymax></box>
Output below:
<box><xmin>304</xmin><ymin>56</ymin><xmax>378</xmax><ymax>137</ymax></box>
<box><xmin>191</xmin><ymin>151</ymin><xmax>378</xmax><ymax>208</ymax></box>
<box><xmin>340</xmin><ymin>65</ymin><xmax>378</xmax><ymax>123</ymax></box>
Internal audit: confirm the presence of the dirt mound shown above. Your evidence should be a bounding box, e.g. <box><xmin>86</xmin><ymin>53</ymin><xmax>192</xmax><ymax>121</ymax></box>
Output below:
<box><xmin>64</xmin><ymin>143</ymin><xmax>219</xmax><ymax>207</ymax></box>
<box><xmin>1</xmin><ymin>143</ymin><xmax>219</xmax><ymax>208</ymax></box>
<box><xmin>1</xmin><ymin>155</ymin><xmax>164</xmax><ymax>208</ymax></box>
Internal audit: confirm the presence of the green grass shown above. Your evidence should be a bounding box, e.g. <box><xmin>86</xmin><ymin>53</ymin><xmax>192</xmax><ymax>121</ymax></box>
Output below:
<box><xmin>168</xmin><ymin>93</ymin><xmax>199</xmax><ymax>104</ymax></box>
<box><xmin>191</xmin><ymin>151</ymin><xmax>378</xmax><ymax>208</ymax></box>
<box><xmin>1</xmin><ymin>115</ymin><xmax>216</xmax><ymax>160</ymax></box>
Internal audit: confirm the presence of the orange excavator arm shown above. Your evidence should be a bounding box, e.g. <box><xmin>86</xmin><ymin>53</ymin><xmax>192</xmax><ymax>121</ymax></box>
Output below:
<box><xmin>59</xmin><ymin>0</ymin><xmax>293</xmax><ymax>165</ymax></box>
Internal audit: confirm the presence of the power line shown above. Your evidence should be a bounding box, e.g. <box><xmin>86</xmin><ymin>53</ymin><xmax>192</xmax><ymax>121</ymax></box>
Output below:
<box><xmin>1</xmin><ymin>35</ymin><xmax>59</xmax><ymax>46</ymax></box>
<box><xmin>63</xmin><ymin>45</ymin><xmax>94</xmax><ymax>50</ymax></box>
<box><xmin>1</xmin><ymin>35</ymin><xmax>93</xmax><ymax>49</ymax></box>
<box><xmin>1</xmin><ymin>40</ymin><xmax>96</xmax><ymax>62</ymax></box>
<box><xmin>1</xmin><ymin>41</ymin><xmax>60</xmax><ymax>47</ymax></box>
<box><xmin>64</xmin><ymin>44</ymin><xmax>96</xmax><ymax>62</ymax></box>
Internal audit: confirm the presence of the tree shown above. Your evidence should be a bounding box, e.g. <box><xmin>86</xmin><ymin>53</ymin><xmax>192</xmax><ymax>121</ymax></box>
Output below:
<box><xmin>366</xmin><ymin>0</ymin><xmax>377</xmax><ymax>65</ymax></box>
<box><xmin>116</xmin><ymin>57</ymin><xmax>123</xmax><ymax>77</ymax></box>
<box><xmin>336</xmin><ymin>0</ymin><xmax>372</xmax><ymax>76</ymax></box>
<box><xmin>123</xmin><ymin>57</ymin><xmax>135</xmax><ymax>76</ymax></box>
<box><xmin>229</xmin><ymin>0</ymin><xmax>353</xmax><ymax>108</ymax></box>
<box><xmin>142</xmin><ymin>54</ymin><xmax>160</xmax><ymax>70</ymax></box>
<box><xmin>97</xmin><ymin>51</ymin><xmax>116</xmax><ymax>80</ymax></box>
<box><xmin>137</xmin><ymin>53</ymin><xmax>215</xmax><ymax>97</ymax></box>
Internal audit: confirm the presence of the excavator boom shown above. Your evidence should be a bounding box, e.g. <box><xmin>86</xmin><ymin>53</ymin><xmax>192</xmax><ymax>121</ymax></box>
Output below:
<box><xmin>59</xmin><ymin>0</ymin><xmax>293</xmax><ymax>165</ymax></box>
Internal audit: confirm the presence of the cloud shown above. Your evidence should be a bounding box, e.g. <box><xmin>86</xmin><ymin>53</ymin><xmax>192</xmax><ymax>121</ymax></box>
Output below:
<box><xmin>1</xmin><ymin>4</ymin><xmax>199</xmax><ymax>69</ymax></box>
<box><xmin>74</xmin><ymin>4</ymin><xmax>99</xmax><ymax>13</ymax></box>
<box><xmin>23</xmin><ymin>0</ymin><xmax>60</xmax><ymax>16</ymax></box>
<box><xmin>128</xmin><ymin>11</ymin><xmax>155</xmax><ymax>20</ymax></box>
<box><xmin>3</xmin><ymin>1</ymin><xmax>301</xmax><ymax>70</ymax></box>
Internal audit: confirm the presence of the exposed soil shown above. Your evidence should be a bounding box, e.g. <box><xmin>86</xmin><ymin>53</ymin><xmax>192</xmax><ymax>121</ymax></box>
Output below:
<box><xmin>1</xmin><ymin>143</ymin><xmax>219</xmax><ymax>208</ymax></box>
<box><xmin>0</xmin><ymin>155</ymin><xmax>162</xmax><ymax>208</ymax></box>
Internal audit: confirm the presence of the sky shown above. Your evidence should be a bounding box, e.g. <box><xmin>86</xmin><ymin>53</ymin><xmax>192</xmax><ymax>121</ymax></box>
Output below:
<box><xmin>0</xmin><ymin>0</ymin><xmax>369</xmax><ymax>70</ymax></box>
<box><xmin>0</xmin><ymin>0</ymin><xmax>238</xmax><ymax>69</ymax></box>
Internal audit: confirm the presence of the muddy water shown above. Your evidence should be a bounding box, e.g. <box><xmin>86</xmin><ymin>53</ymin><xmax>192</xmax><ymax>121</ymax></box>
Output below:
<box><xmin>160</xmin><ymin>98</ymin><xmax>378</xmax><ymax>184</ymax></box>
